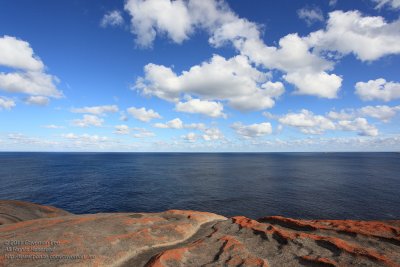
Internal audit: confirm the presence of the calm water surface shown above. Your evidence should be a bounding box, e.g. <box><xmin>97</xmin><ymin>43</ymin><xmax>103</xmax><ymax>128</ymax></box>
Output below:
<box><xmin>0</xmin><ymin>152</ymin><xmax>399</xmax><ymax>219</ymax></box>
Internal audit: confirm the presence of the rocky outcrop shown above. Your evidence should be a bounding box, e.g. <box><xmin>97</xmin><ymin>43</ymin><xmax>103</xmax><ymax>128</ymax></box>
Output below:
<box><xmin>0</xmin><ymin>201</ymin><xmax>399</xmax><ymax>267</ymax></box>
<box><xmin>0</xmin><ymin>200</ymin><xmax>71</xmax><ymax>225</ymax></box>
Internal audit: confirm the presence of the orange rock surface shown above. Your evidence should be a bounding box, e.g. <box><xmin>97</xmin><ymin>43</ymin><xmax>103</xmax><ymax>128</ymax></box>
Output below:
<box><xmin>0</xmin><ymin>200</ymin><xmax>399</xmax><ymax>267</ymax></box>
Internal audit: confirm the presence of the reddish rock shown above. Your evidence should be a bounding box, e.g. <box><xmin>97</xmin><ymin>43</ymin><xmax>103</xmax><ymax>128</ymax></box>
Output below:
<box><xmin>0</xmin><ymin>200</ymin><xmax>71</xmax><ymax>225</ymax></box>
<box><xmin>1</xmin><ymin>200</ymin><xmax>399</xmax><ymax>267</ymax></box>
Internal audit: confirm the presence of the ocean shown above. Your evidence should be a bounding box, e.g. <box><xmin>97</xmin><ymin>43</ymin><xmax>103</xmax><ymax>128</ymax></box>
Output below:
<box><xmin>0</xmin><ymin>152</ymin><xmax>399</xmax><ymax>219</ymax></box>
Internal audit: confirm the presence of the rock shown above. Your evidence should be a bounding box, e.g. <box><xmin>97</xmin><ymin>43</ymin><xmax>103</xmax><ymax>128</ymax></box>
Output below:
<box><xmin>0</xmin><ymin>200</ymin><xmax>71</xmax><ymax>225</ymax></box>
<box><xmin>0</xmin><ymin>201</ymin><xmax>399</xmax><ymax>267</ymax></box>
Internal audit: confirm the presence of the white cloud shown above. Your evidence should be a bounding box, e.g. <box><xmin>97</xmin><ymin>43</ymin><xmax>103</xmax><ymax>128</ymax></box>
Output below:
<box><xmin>114</xmin><ymin>124</ymin><xmax>130</xmax><ymax>135</ymax></box>
<box><xmin>127</xmin><ymin>0</ymin><xmax>342</xmax><ymax>99</ymax></box>
<box><xmin>24</xmin><ymin>96</ymin><xmax>49</xmax><ymax>106</ymax></box>
<box><xmin>202</xmin><ymin>128</ymin><xmax>224</xmax><ymax>141</ymax></box>
<box><xmin>306</xmin><ymin>11</ymin><xmax>400</xmax><ymax>61</ymax></box>
<box><xmin>184</xmin><ymin>123</ymin><xmax>206</xmax><ymax>130</ymax></box>
<box><xmin>113</xmin><ymin>125</ymin><xmax>155</xmax><ymax>137</ymax></box>
<box><xmin>237</xmin><ymin>34</ymin><xmax>342</xmax><ymax>99</ymax></box>
<box><xmin>42</xmin><ymin>124</ymin><xmax>64</xmax><ymax>129</ymax></box>
<box><xmin>284</xmin><ymin>71</ymin><xmax>341</xmax><ymax>99</ymax></box>
<box><xmin>0</xmin><ymin>36</ymin><xmax>62</xmax><ymax>99</ymax></box>
<box><xmin>359</xmin><ymin>105</ymin><xmax>400</xmax><ymax>122</ymax></box>
<box><xmin>0</xmin><ymin>96</ymin><xmax>15</xmax><ymax>110</ymax></box>
<box><xmin>279</xmin><ymin>109</ymin><xmax>336</xmax><ymax>134</ymax></box>
<box><xmin>329</xmin><ymin>0</ymin><xmax>338</xmax><ymax>7</ymax></box>
<box><xmin>124</xmin><ymin>0</ymin><xmax>259</xmax><ymax>48</ymax></box>
<box><xmin>153</xmin><ymin>118</ymin><xmax>207</xmax><ymax>131</ymax></box>
<box><xmin>182</xmin><ymin>132</ymin><xmax>198</xmax><ymax>142</ymax></box>
<box><xmin>6</xmin><ymin>133</ymin><xmax>59</xmax><ymax>147</ymax></box>
<box><xmin>126</xmin><ymin>2</ymin><xmax>400</xmax><ymax>101</ymax></box>
<box><xmin>132</xmin><ymin>128</ymin><xmax>155</xmax><ymax>138</ymax></box>
<box><xmin>124</xmin><ymin>0</ymin><xmax>192</xmax><ymax>47</ymax></box>
<box><xmin>262</xmin><ymin>111</ymin><xmax>278</xmax><ymax>120</ymax></box>
<box><xmin>206</xmin><ymin>4</ymin><xmax>341</xmax><ymax>99</ymax></box>
<box><xmin>373</xmin><ymin>0</ymin><xmax>400</xmax><ymax>9</ymax></box>
<box><xmin>327</xmin><ymin>109</ymin><xmax>356</xmax><ymax>120</ymax></box>
<box><xmin>154</xmin><ymin>118</ymin><xmax>183</xmax><ymax>129</ymax></box>
<box><xmin>119</xmin><ymin>112</ymin><xmax>129</xmax><ymax>121</ymax></box>
<box><xmin>0</xmin><ymin>71</ymin><xmax>61</xmax><ymax>98</ymax></box>
<box><xmin>232</xmin><ymin>122</ymin><xmax>272</xmax><ymax>138</ymax></box>
<box><xmin>275</xmin><ymin>109</ymin><xmax>379</xmax><ymax>136</ymax></box>
<box><xmin>337</xmin><ymin>118</ymin><xmax>378</xmax><ymax>136</ymax></box>
<box><xmin>127</xmin><ymin>106</ymin><xmax>162</xmax><ymax>122</ymax></box>
<box><xmin>355</xmin><ymin>78</ymin><xmax>400</xmax><ymax>102</ymax></box>
<box><xmin>0</xmin><ymin>35</ymin><xmax>44</xmax><ymax>71</ymax></box>
<box><xmin>101</xmin><ymin>10</ymin><xmax>124</xmax><ymax>28</ymax></box>
<box><xmin>71</xmin><ymin>105</ymin><xmax>119</xmax><ymax>115</ymax></box>
<box><xmin>176</xmin><ymin>98</ymin><xmax>226</xmax><ymax>118</ymax></box>
<box><xmin>329</xmin><ymin>105</ymin><xmax>400</xmax><ymax>122</ymax></box>
<box><xmin>62</xmin><ymin>133</ymin><xmax>109</xmax><ymax>143</ymax></box>
<box><xmin>297</xmin><ymin>7</ymin><xmax>324</xmax><ymax>26</ymax></box>
<box><xmin>71</xmin><ymin>115</ymin><xmax>104</xmax><ymax>127</ymax></box>
<box><xmin>136</xmin><ymin>54</ymin><xmax>284</xmax><ymax>111</ymax></box>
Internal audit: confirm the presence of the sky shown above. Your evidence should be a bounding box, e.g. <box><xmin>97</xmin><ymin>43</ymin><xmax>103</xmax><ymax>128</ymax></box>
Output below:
<box><xmin>0</xmin><ymin>0</ymin><xmax>400</xmax><ymax>152</ymax></box>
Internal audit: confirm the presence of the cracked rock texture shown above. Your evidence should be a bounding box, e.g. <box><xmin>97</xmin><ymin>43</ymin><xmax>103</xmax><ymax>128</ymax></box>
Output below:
<box><xmin>0</xmin><ymin>200</ymin><xmax>399</xmax><ymax>267</ymax></box>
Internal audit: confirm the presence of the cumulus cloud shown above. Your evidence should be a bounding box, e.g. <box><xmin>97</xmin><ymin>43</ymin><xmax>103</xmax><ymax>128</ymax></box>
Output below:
<box><xmin>182</xmin><ymin>132</ymin><xmax>198</xmax><ymax>142</ymax></box>
<box><xmin>175</xmin><ymin>98</ymin><xmax>226</xmax><ymax>118</ymax></box>
<box><xmin>101</xmin><ymin>10</ymin><xmax>124</xmax><ymax>28</ymax></box>
<box><xmin>359</xmin><ymin>105</ymin><xmax>400</xmax><ymax>122</ymax></box>
<box><xmin>329</xmin><ymin>105</ymin><xmax>400</xmax><ymax>122</ymax></box>
<box><xmin>231</xmin><ymin>122</ymin><xmax>273</xmax><ymax>138</ymax></box>
<box><xmin>154</xmin><ymin>118</ymin><xmax>183</xmax><ymax>129</ymax></box>
<box><xmin>373</xmin><ymin>0</ymin><xmax>400</xmax><ymax>9</ymax></box>
<box><xmin>71</xmin><ymin>105</ymin><xmax>119</xmax><ymax>115</ymax></box>
<box><xmin>184</xmin><ymin>123</ymin><xmax>206</xmax><ymax>130</ymax></box>
<box><xmin>276</xmin><ymin>109</ymin><xmax>378</xmax><ymax>136</ymax></box>
<box><xmin>337</xmin><ymin>118</ymin><xmax>378</xmax><ymax>136</ymax></box>
<box><xmin>222</xmin><ymin>18</ymin><xmax>343</xmax><ymax>98</ymax></box>
<box><xmin>279</xmin><ymin>109</ymin><xmax>336</xmax><ymax>134</ymax></box>
<box><xmin>71</xmin><ymin>115</ymin><xmax>104</xmax><ymax>127</ymax></box>
<box><xmin>24</xmin><ymin>96</ymin><xmax>49</xmax><ymax>106</ymax></box>
<box><xmin>124</xmin><ymin>0</ymin><xmax>260</xmax><ymax>48</ymax></box>
<box><xmin>125</xmin><ymin>0</ymin><xmax>340</xmax><ymax>99</ymax></box>
<box><xmin>355</xmin><ymin>78</ymin><xmax>400</xmax><ymax>102</ymax></box>
<box><xmin>124</xmin><ymin>0</ymin><xmax>192</xmax><ymax>47</ymax></box>
<box><xmin>6</xmin><ymin>133</ymin><xmax>59</xmax><ymax>147</ymax></box>
<box><xmin>136</xmin><ymin>54</ymin><xmax>284</xmax><ymax>111</ymax></box>
<box><xmin>202</xmin><ymin>128</ymin><xmax>224</xmax><ymax>141</ymax></box>
<box><xmin>284</xmin><ymin>71</ymin><xmax>341</xmax><ymax>99</ymax></box>
<box><xmin>0</xmin><ymin>36</ymin><xmax>62</xmax><ymax>99</ymax></box>
<box><xmin>113</xmin><ymin>124</ymin><xmax>155</xmax><ymax>137</ymax></box>
<box><xmin>0</xmin><ymin>35</ymin><xmax>44</xmax><ymax>71</ymax></box>
<box><xmin>153</xmin><ymin>118</ymin><xmax>208</xmax><ymax>132</ymax></box>
<box><xmin>306</xmin><ymin>11</ymin><xmax>400</xmax><ymax>61</ymax></box>
<box><xmin>114</xmin><ymin>124</ymin><xmax>130</xmax><ymax>135</ymax></box>
<box><xmin>0</xmin><ymin>71</ymin><xmax>61</xmax><ymax>98</ymax></box>
<box><xmin>132</xmin><ymin>128</ymin><xmax>155</xmax><ymax>138</ymax></box>
<box><xmin>127</xmin><ymin>106</ymin><xmax>162</xmax><ymax>122</ymax></box>
<box><xmin>0</xmin><ymin>96</ymin><xmax>15</xmax><ymax>110</ymax></box>
<box><xmin>327</xmin><ymin>109</ymin><xmax>356</xmax><ymax>120</ymax></box>
<box><xmin>297</xmin><ymin>7</ymin><xmax>324</xmax><ymax>26</ymax></box>
<box><xmin>62</xmin><ymin>133</ymin><xmax>109</xmax><ymax>144</ymax></box>
<box><xmin>127</xmin><ymin>1</ymin><xmax>400</xmax><ymax>100</ymax></box>
<box><xmin>126</xmin><ymin>0</ymin><xmax>340</xmax><ymax>99</ymax></box>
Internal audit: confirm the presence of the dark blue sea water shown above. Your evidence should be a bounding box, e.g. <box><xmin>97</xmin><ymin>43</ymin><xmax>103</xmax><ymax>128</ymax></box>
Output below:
<box><xmin>0</xmin><ymin>152</ymin><xmax>399</xmax><ymax>220</ymax></box>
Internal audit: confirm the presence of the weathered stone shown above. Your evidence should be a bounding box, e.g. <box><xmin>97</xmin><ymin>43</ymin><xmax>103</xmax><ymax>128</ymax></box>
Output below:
<box><xmin>0</xmin><ymin>200</ymin><xmax>71</xmax><ymax>225</ymax></box>
<box><xmin>1</xmin><ymin>201</ymin><xmax>399</xmax><ymax>267</ymax></box>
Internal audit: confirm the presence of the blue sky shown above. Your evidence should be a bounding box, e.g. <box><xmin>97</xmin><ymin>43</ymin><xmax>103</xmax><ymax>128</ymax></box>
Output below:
<box><xmin>0</xmin><ymin>0</ymin><xmax>400</xmax><ymax>152</ymax></box>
